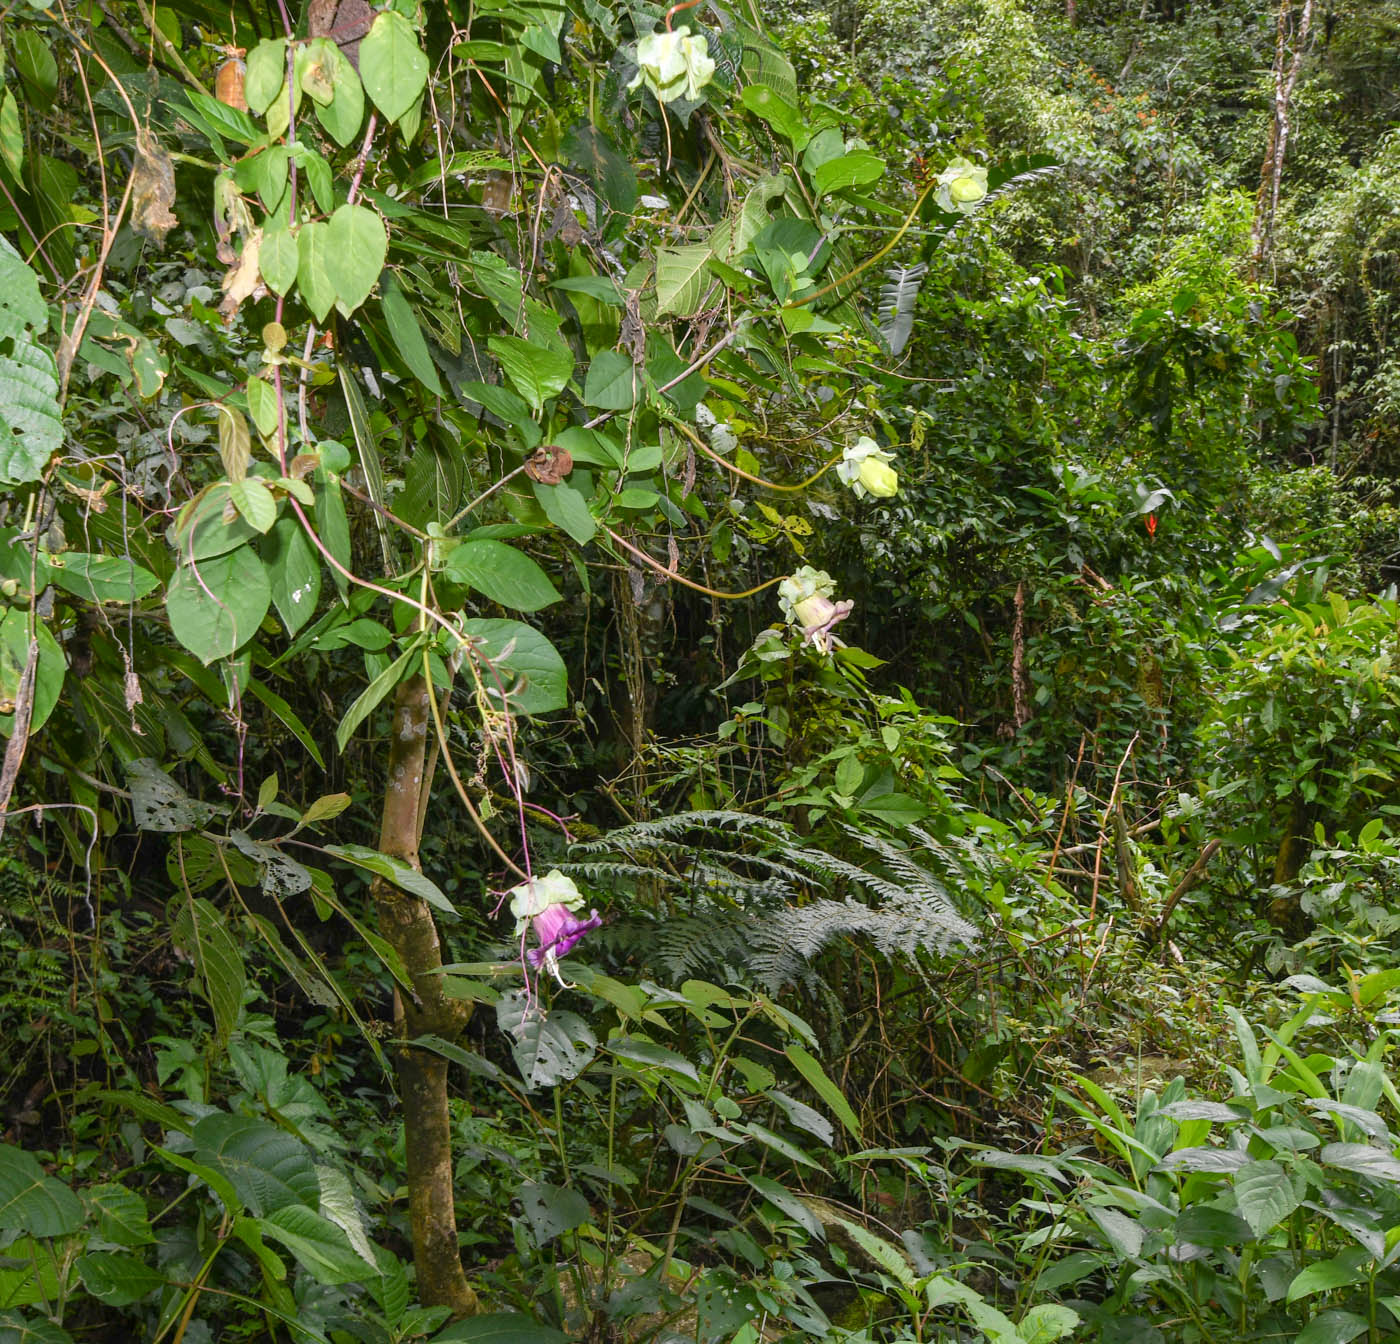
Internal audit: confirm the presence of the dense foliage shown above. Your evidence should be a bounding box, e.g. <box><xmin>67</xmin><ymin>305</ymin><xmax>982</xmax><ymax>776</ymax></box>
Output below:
<box><xmin>2</xmin><ymin>0</ymin><xmax>1400</xmax><ymax>1340</ymax></box>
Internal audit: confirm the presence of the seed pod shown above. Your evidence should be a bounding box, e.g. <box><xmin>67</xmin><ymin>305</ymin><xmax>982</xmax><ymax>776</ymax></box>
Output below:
<box><xmin>215</xmin><ymin>57</ymin><xmax>247</xmax><ymax>111</ymax></box>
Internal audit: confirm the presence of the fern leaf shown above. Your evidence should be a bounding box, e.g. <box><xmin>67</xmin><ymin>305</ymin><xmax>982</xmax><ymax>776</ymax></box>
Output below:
<box><xmin>877</xmin><ymin>263</ymin><xmax>927</xmax><ymax>357</ymax></box>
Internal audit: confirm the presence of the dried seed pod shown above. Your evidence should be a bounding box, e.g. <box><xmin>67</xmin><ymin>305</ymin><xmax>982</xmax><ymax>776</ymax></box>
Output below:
<box><xmin>524</xmin><ymin>444</ymin><xmax>573</xmax><ymax>485</ymax></box>
<box><xmin>215</xmin><ymin>57</ymin><xmax>247</xmax><ymax>111</ymax></box>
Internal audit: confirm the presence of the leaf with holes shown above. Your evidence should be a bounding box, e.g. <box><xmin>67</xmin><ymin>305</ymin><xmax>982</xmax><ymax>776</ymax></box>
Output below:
<box><xmin>496</xmin><ymin>990</ymin><xmax>597</xmax><ymax>1088</ymax></box>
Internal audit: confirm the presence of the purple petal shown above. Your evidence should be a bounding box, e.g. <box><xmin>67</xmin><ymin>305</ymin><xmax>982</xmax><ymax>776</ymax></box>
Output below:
<box><xmin>527</xmin><ymin>908</ymin><xmax>601</xmax><ymax>967</ymax></box>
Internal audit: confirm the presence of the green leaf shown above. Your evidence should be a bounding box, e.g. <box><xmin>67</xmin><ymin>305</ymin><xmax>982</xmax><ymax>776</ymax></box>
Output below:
<box><xmin>12</xmin><ymin>30</ymin><xmax>57</xmax><ymax>111</ymax></box>
<box><xmin>85</xmin><ymin>1184</ymin><xmax>154</xmax><ymax>1247</ymax></box>
<box><xmin>1293</xmin><ymin>1310</ymin><xmax>1370</xmax><ymax>1344</ymax></box>
<box><xmin>655</xmin><ymin>243</ymin><xmax>713</xmax><ymax>318</ymax></box>
<box><xmin>488</xmin><ymin>336</ymin><xmax>573</xmax><ymax>412</ymax></box>
<box><xmin>1286</xmin><ymin>1248</ymin><xmax>1372</xmax><ymax>1303</ymax></box>
<box><xmin>1322</xmin><ymin>1142</ymin><xmax>1400</xmax><ymax>1183</ymax></box>
<box><xmin>258</xmin><ymin>1205</ymin><xmax>369</xmax><ymax>1285</ymax></box>
<box><xmin>812</xmin><ymin>150</ymin><xmax>885</xmax><ymax>197</ymax></box>
<box><xmin>0</xmin><ymin>333</ymin><xmax>62</xmax><ymax>485</ymax></box>
<box><xmin>297</xmin><ymin>221</ymin><xmax>337</xmax><ymax>323</ymax></box>
<box><xmin>48</xmin><ymin>553</ymin><xmax>159</xmax><ymax>604</ymax></box>
<box><xmin>785</xmin><ymin>1043</ymin><xmax>862</xmax><ymax>1140</ymax></box>
<box><xmin>171</xmin><ymin>898</ymin><xmax>246</xmax><ymax>1047</ymax></box>
<box><xmin>264</xmin><ymin>516</ymin><xmax>321</xmax><ymax>636</ymax></box>
<box><xmin>333</xmin><ymin>643</ymin><xmax>417</xmax><ymax>751</ymax></box>
<box><xmin>1015</xmin><ymin>1304</ymin><xmax>1081</xmax><ymax>1344</ymax></box>
<box><xmin>745</xmin><ymin>1173</ymin><xmax>823</xmax><ymax>1238</ymax></box>
<box><xmin>0</xmin><ymin>1145</ymin><xmax>84</xmax><ymax>1237</ymax></box>
<box><xmin>0</xmin><ymin>613</ymin><xmax>63</xmax><ymax>738</ymax></box>
<box><xmin>0</xmin><ymin>92</ymin><xmax>23</xmax><ymax>179</ymax></box>
<box><xmin>260</xmin><ymin>225</ymin><xmax>299</xmax><ymax>296</ymax></box>
<box><xmin>166</xmin><ymin>546</ymin><xmax>271</xmax><ymax>664</ymax></box>
<box><xmin>228</xmin><ymin>478</ymin><xmax>278</xmax><ymax>533</ymax></box>
<box><xmin>582</xmin><ymin>350</ymin><xmax>637</xmax><ymax>410</ymax></box>
<box><xmin>442</xmin><ymin>539</ymin><xmax>561</xmax><ymax>612</ymax></box>
<box><xmin>460</xmin><ymin>618</ymin><xmax>567</xmax><ymax>715</ymax></box>
<box><xmin>326</xmin><ymin>204</ymin><xmax>388</xmax><ymax>314</ymax></box>
<box><xmin>246</xmin><ymin>677</ymin><xmax>326</xmax><ymax>770</ymax></box>
<box><xmin>740</xmin><ymin>84</ymin><xmax>808</xmax><ymax>148</ymax></box>
<box><xmin>381</xmin><ymin>274</ymin><xmax>443</xmax><ymax>395</ymax></box>
<box><xmin>314</xmin><ymin>41</ymin><xmax>366</xmax><ymax>147</ymax></box>
<box><xmin>246</xmin><ymin>375</ymin><xmax>280</xmax><ymax>437</ymax></box>
<box><xmin>358</xmin><ymin>11</ymin><xmax>429</xmax><ymax>124</ymax></box>
<box><xmin>192</xmin><ymin>1113</ymin><xmax>319</xmax><ymax>1216</ymax></box>
<box><xmin>245</xmin><ymin>39</ymin><xmax>287</xmax><ymax>116</ymax></box>
<box><xmin>1233</xmin><ymin>1159</ymin><xmax>1299</xmax><ymax>1238</ymax></box>
<box><xmin>532</xmin><ymin>481</ymin><xmax>595</xmax><ymax>545</ymax></box>
<box><xmin>76</xmin><ymin>1252</ymin><xmax>164</xmax><ymax>1307</ymax></box>
<box><xmin>323</xmin><ymin>843</ymin><xmax>457</xmax><ymax>915</ymax></box>
<box><xmin>517</xmin><ymin>1181</ymin><xmax>591</xmax><ymax>1244</ymax></box>
<box><xmin>496</xmin><ymin>991</ymin><xmax>597</xmax><ymax>1088</ymax></box>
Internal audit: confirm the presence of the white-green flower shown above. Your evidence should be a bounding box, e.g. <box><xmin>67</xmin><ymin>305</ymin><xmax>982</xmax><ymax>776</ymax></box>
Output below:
<box><xmin>628</xmin><ymin>26</ymin><xmax>716</xmax><ymax>105</ymax></box>
<box><xmin>778</xmin><ymin>566</ymin><xmax>853</xmax><ymax>654</ymax></box>
<box><xmin>837</xmin><ymin>437</ymin><xmax>899</xmax><ymax>499</ymax></box>
<box><xmin>935</xmin><ymin>158</ymin><xmax>988</xmax><ymax>214</ymax></box>
<box><xmin>508</xmin><ymin>868</ymin><xmax>585</xmax><ymax>935</ymax></box>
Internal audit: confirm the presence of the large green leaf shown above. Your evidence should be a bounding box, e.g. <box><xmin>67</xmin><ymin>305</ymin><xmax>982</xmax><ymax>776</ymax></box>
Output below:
<box><xmin>75</xmin><ymin>1252</ymin><xmax>164</xmax><ymax>1307</ymax></box>
<box><xmin>326</xmin><ymin>204</ymin><xmax>387</xmax><ymax>314</ymax></box>
<box><xmin>381</xmin><ymin>274</ymin><xmax>443</xmax><ymax>394</ymax></box>
<box><xmin>432</xmin><ymin>1315</ymin><xmax>567</xmax><ymax>1344</ymax></box>
<box><xmin>516</xmin><ymin>1181</ymin><xmax>590</xmax><ymax>1243</ymax></box>
<box><xmin>265</xmin><ymin>516</ymin><xmax>321</xmax><ymax>636</ymax></box>
<box><xmin>0</xmin><ymin>335</ymin><xmax>62</xmax><ymax>485</ymax></box>
<box><xmin>358</xmin><ymin>11</ymin><xmax>429</xmax><ymax>124</ymax></box>
<box><xmin>244</xmin><ymin>38</ymin><xmax>287</xmax><ymax>115</ymax></box>
<box><xmin>532</xmin><ymin>481</ymin><xmax>595</xmax><ymax>545</ymax></box>
<box><xmin>172</xmin><ymin>898</ymin><xmax>246</xmax><ymax>1046</ymax></box>
<box><xmin>166</xmin><ymin>546</ymin><xmax>271</xmax><ymax>664</ymax></box>
<box><xmin>258</xmin><ymin>1205</ymin><xmax>370</xmax><ymax>1285</ymax></box>
<box><xmin>191</xmin><ymin>1114</ymin><xmax>320</xmax><ymax>1216</ymax></box>
<box><xmin>314</xmin><ymin>40</ymin><xmax>365</xmax><ymax>147</ymax></box>
<box><xmin>0</xmin><ymin>611</ymin><xmax>63</xmax><ymax>738</ymax></box>
<box><xmin>495</xmin><ymin>991</ymin><xmax>597</xmax><ymax>1088</ymax></box>
<box><xmin>323</xmin><ymin>843</ymin><xmax>457</xmax><ymax>915</ymax></box>
<box><xmin>582</xmin><ymin>350</ymin><xmax>637</xmax><ymax>410</ymax></box>
<box><xmin>1233</xmin><ymin>1158</ymin><xmax>1299</xmax><ymax>1238</ymax></box>
<box><xmin>442</xmin><ymin>539</ymin><xmax>561</xmax><ymax>612</ymax></box>
<box><xmin>460</xmin><ymin>618</ymin><xmax>567</xmax><ymax>716</ymax></box>
<box><xmin>812</xmin><ymin>150</ymin><xmax>885</xmax><ymax>197</ymax></box>
<box><xmin>297</xmin><ymin>221</ymin><xmax>337</xmax><ymax>323</ymax></box>
<box><xmin>0</xmin><ymin>1145</ymin><xmax>83</xmax><ymax>1238</ymax></box>
<box><xmin>487</xmin><ymin>336</ymin><xmax>573</xmax><ymax>412</ymax></box>
<box><xmin>655</xmin><ymin>243</ymin><xmax>713</xmax><ymax>318</ymax></box>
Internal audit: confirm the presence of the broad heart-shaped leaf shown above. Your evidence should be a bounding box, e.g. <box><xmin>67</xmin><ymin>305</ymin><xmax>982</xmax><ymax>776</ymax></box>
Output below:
<box><xmin>326</xmin><ymin>204</ymin><xmax>387</xmax><ymax>315</ymax></box>
<box><xmin>265</xmin><ymin>516</ymin><xmax>321</xmax><ymax>636</ymax></box>
<box><xmin>516</xmin><ymin>1181</ymin><xmax>590</xmax><ymax>1244</ymax></box>
<box><xmin>357</xmin><ymin>10</ymin><xmax>428</xmax><ymax>124</ymax></box>
<box><xmin>655</xmin><ymin>243</ymin><xmax>713</xmax><ymax>318</ymax></box>
<box><xmin>171</xmin><ymin>898</ymin><xmax>246</xmax><ymax>1047</ymax></box>
<box><xmin>432</xmin><ymin>1314</ymin><xmax>567</xmax><ymax>1344</ymax></box>
<box><xmin>0</xmin><ymin>1144</ymin><xmax>84</xmax><ymax>1237</ymax></box>
<box><xmin>322</xmin><ymin>843</ymin><xmax>457</xmax><ymax>916</ymax></box>
<box><xmin>812</xmin><ymin>149</ymin><xmax>885</xmax><ymax>197</ymax></box>
<box><xmin>487</xmin><ymin>336</ymin><xmax>572</xmax><ymax>412</ymax></box>
<box><xmin>260</xmin><ymin>225</ymin><xmax>299</xmax><ymax>296</ymax></box>
<box><xmin>461</xmin><ymin>618</ymin><xmax>567</xmax><ymax>716</ymax></box>
<box><xmin>314</xmin><ymin>40</ymin><xmax>365</xmax><ymax>147</ymax></box>
<box><xmin>582</xmin><ymin>350</ymin><xmax>637</xmax><ymax>410</ymax></box>
<box><xmin>191</xmin><ymin>1113</ymin><xmax>319</xmax><ymax>1216</ymax></box>
<box><xmin>442</xmin><ymin>539</ymin><xmax>561</xmax><ymax>612</ymax></box>
<box><xmin>244</xmin><ymin>38</ymin><xmax>286</xmax><ymax>115</ymax></box>
<box><xmin>296</xmin><ymin>221</ymin><xmax>337</xmax><ymax>323</ymax></box>
<box><xmin>257</xmin><ymin>1205</ymin><xmax>369</xmax><ymax>1285</ymax></box>
<box><xmin>0</xmin><ymin>334</ymin><xmax>62</xmax><ymax>484</ymax></box>
<box><xmin>165</xmin><ymin>545</ymin><xmax>271</xmax><ymax>664</ymax></box>
<box><xmin>1233</xmin><ymin>1158</ymin><xmax>1299</xmax><ymax>1237</ymax></box>
<box><xmin>0</xmin><ymin>611</ymin><xmax>63</xmax><ymax>738</ymax></box>
<box><xmin>495</xmin><ymin>992</ymin><xmax>597</xmax><ymax>1088</ymax></box>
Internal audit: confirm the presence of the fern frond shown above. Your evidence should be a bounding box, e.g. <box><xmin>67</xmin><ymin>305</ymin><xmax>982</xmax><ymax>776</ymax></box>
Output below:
<box><xmin>877</xmin><ymin>263</ymin><xmax>927</xmax><ymax>357</ymax></box>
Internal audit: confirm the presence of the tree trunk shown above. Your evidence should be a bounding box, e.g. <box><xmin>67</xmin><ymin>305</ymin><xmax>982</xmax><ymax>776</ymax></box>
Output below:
<box><xmin>374</xmin><ymin>673</ymin><xmax>478</xmax><ymax>1316</ymax></box>
<box><xmin>1252</xmin><ymin>0</ymin><xmax>1316</xmax><ymax>271</ymax></box>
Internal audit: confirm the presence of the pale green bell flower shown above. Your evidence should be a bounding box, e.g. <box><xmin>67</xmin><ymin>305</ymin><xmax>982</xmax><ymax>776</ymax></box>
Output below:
<box><xmin>628</xmin><ymin>26</ymin><xmax>716</xmax><ymax>105</ymax></box>
<box><xmin>935</xmin><ymin>158</ymin><xmax>989</xmax><ymax>214</ymax></box>
<box><xmin>837</xmin><ymin>437</ymin><xmax>899</xmax><ymax>499</ymax></box>
<box><xmin>778</xmin><ymin>566</ymin><xmax>853</xmax><ymax>654</ymax></box>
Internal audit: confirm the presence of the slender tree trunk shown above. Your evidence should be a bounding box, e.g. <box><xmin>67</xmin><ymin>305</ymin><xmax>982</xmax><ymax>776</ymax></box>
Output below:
<box><xmin>374</xmin><ymin>673</ymin><xmax>478</xmax><ymax>1316</ymax></box>
<box><xmin>1252</xmin><ymin>0</ymin><xmax>1316</xmax><ymax>271</ymax></box>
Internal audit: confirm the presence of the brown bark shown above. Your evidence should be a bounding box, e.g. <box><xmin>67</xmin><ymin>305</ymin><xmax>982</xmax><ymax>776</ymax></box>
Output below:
<box><xmin>1252</xmin><ymin>0</ymin><xmax>1316</xmax><ymax>270</ymax></box>
<box><xmin>374</xmin><ymin>674</ymin><xmax>477</xmax><ymax>1316</ymax></box>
